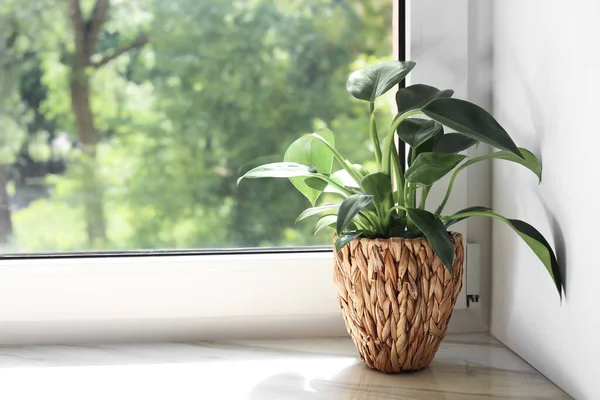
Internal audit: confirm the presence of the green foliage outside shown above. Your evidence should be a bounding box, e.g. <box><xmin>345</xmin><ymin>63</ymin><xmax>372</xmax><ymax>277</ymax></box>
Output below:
<box><xmin>0</xmin><ymin>0</ymin><xmax>393</xmax><ymax>252</ymax></box>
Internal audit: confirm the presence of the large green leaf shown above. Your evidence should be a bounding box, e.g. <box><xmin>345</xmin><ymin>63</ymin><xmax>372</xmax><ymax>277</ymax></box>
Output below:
<box><xmin>443</xmin><ymin>209</ymin><xmax>562</xmax><ymax>297</ymax></box>
<box><xmin>444</xmin><ymin>206</ymin><xmax>493</xmax><ymax>228</ymax></box>
<box><xmin>303</xmin><ymin>177</ymin><xmax>328</xmax><ymax>192</ymax></box>
<box><xmin>396</xmin><ymin>84</ymin><xmax>454</xmax><ymax>114</ymax></box>
<box><xmin>459</xmin><ymin>147</ymin><xmax>542</xmax><ymax>182</ymax></box>
<box><xmin>284</xmin><ymin>130</ymin><xmax>335</xmax><ymax>205</ymax></box>
<box><xmin>361</xmin><ymin>172</ymin><xmax>392</xmax><ymax>204</ymax></box>
<box><xmin>412</xmin><ymin>130</ymin><xmax>444</xmax><ymax>164</ymax></box>
<box><xmin>422</xmin><ymin>98</ymin><xmax>523</xmax><ymax>158</ymax></box>
<box><xmin>346</xmin><ymin>61</ymin><xmax>416</xmax><ymax>102</ymax></box>
<box><xmin>314</xmin><ymin>215</ymin><xmax>337</xmax><ymax>234</ymax></box>
<box><xmin>335</xmin><ymin>231</ymin><xmax>363</xmax><ymax>253</ymax></box>
<box><xmin>405</xmin><ymin>152</ymin><xmax>466</xmax><ymax>186</ymax></box>
<box><xmin>508</xmin><ymin>219</ymin><xmax>562</xmax><ymax>297</ymax></box>
<box><xmin>406</xmin><ymin>208</ymin><xmax>455</xmax><ymax>272</ymax></box>
<box><xmin>237</xmin><ymin>162</ymin><xmax>318</xmax><ymax>184</ymax></box>
<box><xmin>397</xmin><ymin>118</ymin><xmax>443</xmax><ymax>148</ymax></box>
<box><xmin>489</xmin><ymin>148</ymin><xmax>542</xmax><ymax>182</ymax></box>
<box><xmin>296</xmin><ymin>203</ymin><xmax>340</xmax><ymax>223</ymax></box>
<box><xmin>336</xmin><ymin>194</ymin><xmax>374</xmax><ymax>235</ymax></box>
<box><xmin>434</xmin><ymin>133</ymin><xmax>478</xmax><ymax>153</ymax></box>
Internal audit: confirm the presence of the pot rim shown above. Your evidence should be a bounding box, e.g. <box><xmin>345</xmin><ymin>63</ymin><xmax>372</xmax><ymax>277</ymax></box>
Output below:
<box><xmin>333</xmin><ymin>231</ymin><xmax>462</xmax><ymax>243</ymax></box>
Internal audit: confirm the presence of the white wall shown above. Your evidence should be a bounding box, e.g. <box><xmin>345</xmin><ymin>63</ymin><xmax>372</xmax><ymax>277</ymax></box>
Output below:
<box><xmin>492</xmin><ymin>1</ymin><xmax>600</xmax><ymax>398</ymax></box>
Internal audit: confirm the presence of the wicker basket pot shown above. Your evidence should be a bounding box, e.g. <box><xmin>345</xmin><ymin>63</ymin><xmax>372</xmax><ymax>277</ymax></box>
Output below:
<box><xmin>333</xmin><ymin>233</ymin><xmax>464</xmax><ymax>373</ymax></box>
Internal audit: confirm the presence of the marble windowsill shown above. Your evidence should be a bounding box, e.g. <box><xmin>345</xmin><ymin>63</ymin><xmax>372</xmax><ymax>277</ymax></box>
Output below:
<box><xmin>0</xmin><ymin>333</ymin><xmax>569</xmax><ymax>399</ymax></box>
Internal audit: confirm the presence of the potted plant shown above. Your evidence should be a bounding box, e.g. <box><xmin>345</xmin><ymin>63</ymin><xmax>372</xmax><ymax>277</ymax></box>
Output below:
<box><xmin>238</xmin><ymin>61</ymin><xmax>563</xmax><ymax>373</ymax></box>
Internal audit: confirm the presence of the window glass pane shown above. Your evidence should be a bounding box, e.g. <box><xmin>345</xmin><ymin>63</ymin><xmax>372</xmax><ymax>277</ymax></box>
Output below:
<box><xmin>0</xmin><ymin>0</ymin><xmax>392</xmax><ymax>252</ymax></box>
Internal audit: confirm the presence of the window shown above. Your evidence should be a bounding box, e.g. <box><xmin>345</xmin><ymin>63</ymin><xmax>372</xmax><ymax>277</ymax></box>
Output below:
<box><xmin>0</xmin><ymin>1</ymin><xmax>483</xmax><ymax>343</ymax></box>
<box><xmin>1</xmin><ymin>0</ymin><xmax>394</xmax><ymax>254</ymax></box>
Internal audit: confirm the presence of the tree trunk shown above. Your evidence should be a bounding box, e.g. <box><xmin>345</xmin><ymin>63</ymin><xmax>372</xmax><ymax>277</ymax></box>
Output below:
<box><xmin>0</xmin><ymin>165</ymin><xmax>13</xmax><ymax>244</ymax></box>
<box><xmin>70</xmin><ymin>67</ymin><xmax>107</xmax><ymax>248</ymax></box>
<box><xmin>66</xmin><ymin>0</ymin><xmax>147</xmax><ymax>248</ymax></box>
<box><xmin>68</xmin><ymin>0</ymin><xmax>109</xmax><ymax>249</ymax></box>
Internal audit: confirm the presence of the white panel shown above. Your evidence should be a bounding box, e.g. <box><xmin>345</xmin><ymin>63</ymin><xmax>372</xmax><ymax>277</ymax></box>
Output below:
<box><xmin>406</xmin><ymin>0</ymin><xmax>470</xmax><ymax>309</ymax></box>
<box><xmin>466</xmin><ymin>243</ymin><xmax>480</xmax><ymax>297</ymax></box>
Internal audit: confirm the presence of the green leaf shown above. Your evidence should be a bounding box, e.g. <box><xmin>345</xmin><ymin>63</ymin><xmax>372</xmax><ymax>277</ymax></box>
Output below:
<box><xmin>335</xmin><ymin>231</ymin><xmax>363</xmax><ymax>253</ymax></box>
<box><xmin>443</xmin><ymin>210</ymin><xmax>562</xmax><ymax>297</ymax></box>
<box><xmin>237</xmin><ymin>162</ymin><xmax>318</xmax><ymax>185</ymax></box>
<box><xmin>422</xmin><ymin>98</ymin><xmax>523</xmax><ymax>158</ymax></box>
<box><xmin>305</xmin><ymin>169</ymin><xmax>363</xmax><ymax>197</ymax></box>
<box><xmin>434</xmin><ymin>133</ymin><xmax>478</xmax><ymax>153</ymax></box>
<box><xmin>304</xmin><ymin>177</ymin><xmax>328</xmax><ymax>191</ymax></box>
<box><xmin>310</xmin><ymin>130</ymin><xmax>364</xmax><ymax>185</ymax></box>
<box><xmin>396</xmin><ymin>84</ymin><xmax>454</xmax><ymax>114</ymax></box>
<box><xmin>326</xmin><ymin>168</ymin><xmax>361</xmax><ymax>192</ymax></box>
<box><xmin>413</xmin><ymin>130</ymin><xmax>444</xmax><ymax>162</ymax></box>
<box><xmin>508</xmin><ymin>219</ymin><xmax>562</xmax><ymax>297</ymax></box>
<box><xmin>284</xmin><ymin>131</ymin><xmax>335</xmax><ymax>174</ymax></box>
<box><xmin>488</xmin><ymin>148</ymin><xmax>542</xmax><ymax>182</ymax></box>
<box><xmin>284</xmin><ymin>130</ymin><xmax>335</xmax><ymax>205</ymax></box>
<box><xmin>397</xmin><ymin>118</ymin><xmax>443</xmax><ymax>148</ymax></box>
<box><xmin>444</xmin><ymin>206</ymin><xmax>493</xmax><ymax>228</ymax></box>
<box><xmin>360</xmin><ymin>172</ymin><xmax>392</xmax><ymax>204</ymax></box>
<box><xmin>336</xmin><ymin>194</ymin><xmax>374</xmax><ymax>235</ymax></box>
<box><xmin>314</xmin><ymin>215</ymin><xmax>337</xmax><ymax>234</ymax></box>
<box><xmin>458</xmin><ymin>147</ymin><xmax>542</xmax><ymax>183</ymax></box>
<box><xmin>346</xmin><ymin>61</ymin><xmax>416</xmax><ymax>102</ymax></box>
<box><xmin>406</xmin><ymin>208</ymin><xmax>455</xmax><ymax>272</ymax></box>
<box><xmin>405</xmin><ymin>153</ymin><xmax>466</xmax><ymax>186</ymax></box>
<box><xmin>296</xmin><ymin>204</ymin><xmax>339</xmax><ymax>223</ymax></box>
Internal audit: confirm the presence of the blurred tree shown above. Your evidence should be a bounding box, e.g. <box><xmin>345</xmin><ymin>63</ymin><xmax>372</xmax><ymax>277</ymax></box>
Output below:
<box><xmin>0</xmin><ymin>9</ymin><xmax>27</xmax><ymax>243</ymax></box>
<box><xmin>64</xmin><ymin>0</ymin><xmax>149</xmax><ymax>247</ymax></box>
<box><xmin>5</xmin><ymin>0</ymin><xmax>393</xmax><ymax>252</ymax></box>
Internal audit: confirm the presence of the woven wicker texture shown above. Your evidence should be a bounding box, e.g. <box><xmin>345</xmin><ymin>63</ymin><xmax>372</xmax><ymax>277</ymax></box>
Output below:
<box><xmin>333</xmin><ymin>233</ymin><xmax>464</xmax><ymax>373</ymax></box>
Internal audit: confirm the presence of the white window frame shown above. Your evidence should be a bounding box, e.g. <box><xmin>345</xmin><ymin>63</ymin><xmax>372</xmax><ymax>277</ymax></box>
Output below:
<box><xmin>0</xmin><ymin>0</ymin><xmax>490</xmax><ymax>344</ymax></box>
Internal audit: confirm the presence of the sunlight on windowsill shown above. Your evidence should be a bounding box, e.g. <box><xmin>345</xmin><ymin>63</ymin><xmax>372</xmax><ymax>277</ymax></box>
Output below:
<box><xmin>0</xmin><ymin>334</ymin><xmax>568</xmax><ymax>399</ymax></box>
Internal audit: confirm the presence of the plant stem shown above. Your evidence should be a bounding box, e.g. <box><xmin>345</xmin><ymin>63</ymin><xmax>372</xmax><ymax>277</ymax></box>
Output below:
<box><xmin>382</xmin><ymin>110</ymin><xmax>421</xmax><ymax>175</ymax></box>
<box><xmin>311</xmin><ymin>132</ymin><xmax>363</xmax><ymax>184</ymax></box>
<box><xmin>353</xmin><ymin>215</ymin><xmax>370</xmax><ymax>231</ymax></box>
<box><xmin>390</xmin><ymin>110</ymin><xmax>421</xmax><ymax>135</ymax></box>
<box><xmin>435</xmin><ymin>172</ymin><xmax>458</xmax><ymax>216</ymax></box>
<box><xmin>385</xmin><ymin>205</ymin><xmax>407</xmax><ymax>221</ymax></box>
<box><xmin>441</xmin><ymin>210</ymin><xmax>506</xmax><ymax>223</ymax></box>
<box><xmin>408</xmin><ymin>148</ymin><xmax>417</xmax><ymax>207</ymax></box>
<box><xmin>408</xmin><ymin>146</ymin><xmax>415</xmax><ymax>167</ymax></box>
<box><xmin>318</xmin><ymin>175</ymin><xmax>352</xmax><ymax>196</ymax></box>
<box><xmin>403</xmin><ymin>182</ymin><xmax>417</xmax><ymax>209</ymax></box>
<box><xmin>419</xmin><ymin>186</ymin><xmax>431</xmax><ymax>209</ymax></box>
<box><xmin>435</xmin><ymin>153</ymin><xmax>496</xmax><ymax>215</ymax></box>
<box><xmin>391</xmin><ymin>139</ymin><xmax>405</xmax><ymax>210</ymax></box>
<box><xmin>374</xmin><ymin>203</ymin><xmax>388</xmax><ymax>234</ymax></box>
<box><xmin>369</xmin><ymin>102</ymin><xmax>382</xmax><ymax>167</ymax></box>
<box><xmin>361</xmin><ymin>210</ymin><xmax>384</xmax><ymax>233</ymax></box>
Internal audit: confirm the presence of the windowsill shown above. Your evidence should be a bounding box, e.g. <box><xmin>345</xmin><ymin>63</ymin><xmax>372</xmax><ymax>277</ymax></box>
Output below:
<box><xmin>0</xmin><ymin>333</ymin><xmax>566</xmax><ymax>399</ymax></box>
<box><xmin>0</xmin><ymin>252</ymin><xmax>477</xmax><ymax>344</ymax></box>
